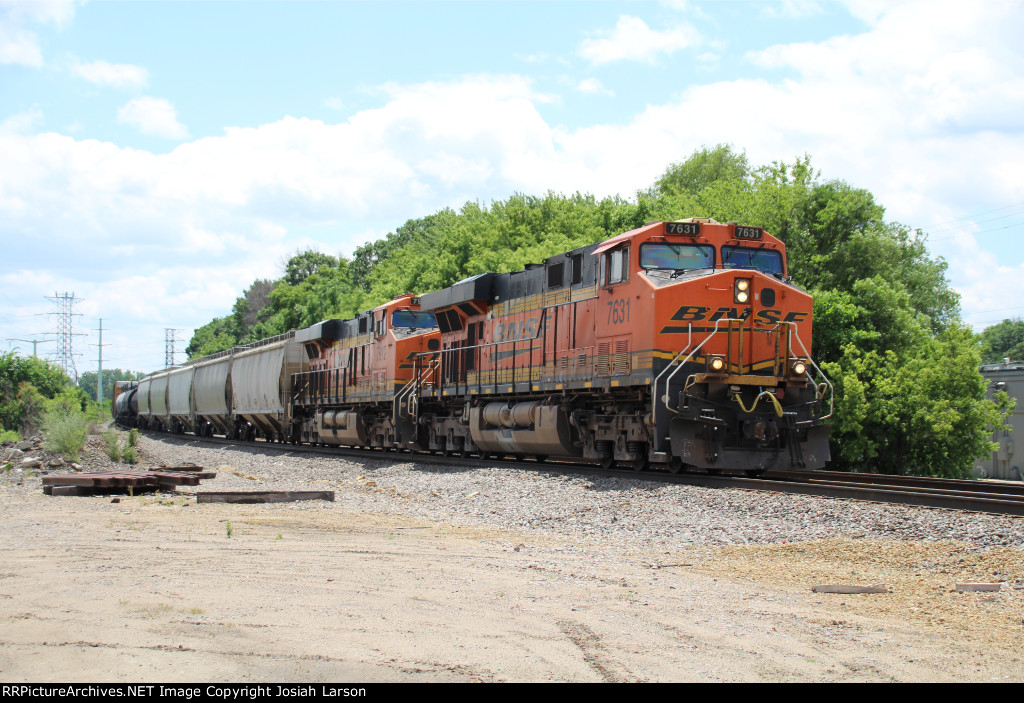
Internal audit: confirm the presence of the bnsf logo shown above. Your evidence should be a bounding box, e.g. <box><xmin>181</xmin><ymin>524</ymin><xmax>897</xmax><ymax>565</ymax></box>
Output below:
<box><xmin>671</xmin><ymin>305</ymin><xmax>808</xmax><ymax>324</ymax></box>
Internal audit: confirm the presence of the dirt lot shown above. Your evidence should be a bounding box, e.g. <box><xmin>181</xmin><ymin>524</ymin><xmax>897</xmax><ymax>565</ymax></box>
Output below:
<box><xmin>1</xmin><ymin>438</ymin><xmax>1023</xmax><ymax>682</ymax></box>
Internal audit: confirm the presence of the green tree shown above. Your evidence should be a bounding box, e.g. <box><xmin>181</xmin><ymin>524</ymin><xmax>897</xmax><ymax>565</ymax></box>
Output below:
<box><xmin>283</xmin><ymin>249</ymin><xmax>339</xmax><ymax>286</ymax></box>
<box><xmin>77</xmin><ymin>368</ymin><xmax>146</xmax><ymax>403</ymax></box>
<box><xmin>653</xmin><ymin>144</ymin><xmax>750</xmax><ymax>197</ymax></box>
<box><xmin>978</xmin><ymin>318</ymin><xmax>1024</xmax><ymax>363</ymax></box>
<box><xmin>186</xmin><ymin>316</ymin><xmax>238</xmax><ymax>359</ymax></box>
<box><xmin>0</xmin><ymin>352</ymin><xmax>74</xmax><ymax>434</ymax></box>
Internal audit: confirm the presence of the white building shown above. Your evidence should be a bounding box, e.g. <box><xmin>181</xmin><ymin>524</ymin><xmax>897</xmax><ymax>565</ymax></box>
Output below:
<box><xmin>975</xmin><ymin>360</ymin><xmax>1024</xmax><ymax>481</ymax></box>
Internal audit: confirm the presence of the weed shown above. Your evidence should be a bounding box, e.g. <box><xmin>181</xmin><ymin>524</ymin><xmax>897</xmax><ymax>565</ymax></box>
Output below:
<box><xmin>275</xmin><ymin>533</ymin><xmax>282</xmax><ymax>541</ymax></box>
<box><xmin>42</xmin><ymin>409</ymin><xmax>90</xmax><ymax>461</ymax></box>
<box><xmin>127</xmin><ymin>428</ymin><xmax>140</xmax><ymax>448</ymax></box>
<box><xmin>2</xmin><ymin>462</ymin><xmax>11</xmax><ymax>474</ymax></box>
<box><xmin>121</xmin><ymin>446</ymin><xmax>138</xmax><ymax>465</ymax></box>
<box><xmin>185</xmin><ymin>607</ymin><xmax>204</xmax><ymax>615</ymax></box>
<box><xmin>138</xmin><ymin>603</ymin><xmax>173</xmax><ymax>617</ymax></box>
<box><xmin>226</xmin><ymin>521</ymin><xmax>233</xmax><ymax>539</ymax></box>
<box><xmin>102</xmin><ymin>430</ymin><xmax>122</xmax><ymax>462</ymax></box>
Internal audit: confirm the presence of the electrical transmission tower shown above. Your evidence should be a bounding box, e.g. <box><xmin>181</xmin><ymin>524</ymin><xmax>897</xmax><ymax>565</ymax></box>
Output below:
<box><xmin>47</xmin><ymin>292</ymin><xmax>84</xmax><ymax>381</ymax></box>
<box><xmin>165</xmin><ymin>328</ymin><xmax>183</xmax><ymax>368</ymax></box>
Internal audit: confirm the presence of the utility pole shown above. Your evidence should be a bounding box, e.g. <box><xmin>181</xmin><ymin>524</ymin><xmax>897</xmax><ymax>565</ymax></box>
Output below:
<box><xmin>5</xmin><ymin>337</ymin><xmax>53</xmax><ymax>357</ymax></box>
<box><xmin>92</xmin><ymin>319</ymin><xmax>111</xmax><ymax>403</ymax></box>
<box><xmin>46</xmin><ymin>292</ymin><xmax>84</xmax><ymax>381</ymax></box>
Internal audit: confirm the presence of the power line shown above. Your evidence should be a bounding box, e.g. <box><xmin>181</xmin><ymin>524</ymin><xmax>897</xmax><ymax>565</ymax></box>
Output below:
<box><xmin>931</xmin><ymin>221</ymin><xmax>1024</xmax><ymax>242</ymax></box>
<box><xmin>926</xmin><ymin>200</ymin><xmax>1024</xmax><ymax>231</ymax></box>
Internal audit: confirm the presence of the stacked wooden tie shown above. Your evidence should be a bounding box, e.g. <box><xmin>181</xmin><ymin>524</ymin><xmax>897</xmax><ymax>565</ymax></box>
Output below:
<box><xmin>42</xmin><ymin>465</ymin><xmax>216</xmax><ymax>496</ymax></box>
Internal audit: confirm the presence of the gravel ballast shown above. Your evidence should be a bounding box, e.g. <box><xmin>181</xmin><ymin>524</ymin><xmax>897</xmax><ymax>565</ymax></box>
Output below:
<box><xmin>139</xmin><ymin>434</ymin><xmax>1024</xmax><ymax>551</ymax></box>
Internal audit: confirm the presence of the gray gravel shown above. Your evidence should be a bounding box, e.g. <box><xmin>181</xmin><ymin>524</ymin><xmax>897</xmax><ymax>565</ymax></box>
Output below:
<box><xmin>140</xmin><ymin>435</ymin><xmax>1024</xmax><ymax>551</ymax></box>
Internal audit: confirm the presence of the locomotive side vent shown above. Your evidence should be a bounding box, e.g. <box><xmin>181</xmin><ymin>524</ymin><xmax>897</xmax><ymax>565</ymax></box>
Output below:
<box><xmin>595</xmin><ymin>338</ymin><xmax>631</xmax><ymax>377</ymax></box>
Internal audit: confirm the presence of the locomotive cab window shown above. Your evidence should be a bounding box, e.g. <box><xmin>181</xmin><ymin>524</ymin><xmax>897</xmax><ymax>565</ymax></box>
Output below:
<box><xmin>640</xmin><ymin>243</ymin><xmax>715</xmax><ymax>271</ymax></box>
<box><xmin>601</xmin><ymin>247</ymin><xmax>629</xmax><ymax>286</ymax></box>
<box><xmin>721</xmin><ymin>246</ymin><xmax>784</xmax><ymax>276</ymax></box>
<box><xmin>391</xmin><ymin>310</ymin><xmax>439</xmax><ymax>337</ymax></box>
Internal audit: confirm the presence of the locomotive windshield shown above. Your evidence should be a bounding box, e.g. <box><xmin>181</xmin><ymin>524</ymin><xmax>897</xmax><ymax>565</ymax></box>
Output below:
<box><xmin>721</xmin><ymin>246</ymin><xmax>784</xmax><ymax>276</ymax></box>
<box><xmin>640</xmin><ymin>243</ymin><xmax>715</xmax><ymax>271</ymax></box>
<box><xmin>392</xmin><ymin>310</ymin><xmax>438</xmax><ymax>329</ymax></box>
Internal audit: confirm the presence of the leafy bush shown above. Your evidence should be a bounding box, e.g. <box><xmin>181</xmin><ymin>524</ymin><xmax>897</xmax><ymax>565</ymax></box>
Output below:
<box><xmin>42</xmin><ymin>408</ymin><xmax>90</xmax><ymax>462</ymax></box>
<box><xmin>121</xmin><ymin>445</ymin><xmax>138</xmax><ymax>465</ymax></box>
<box><xmin>128</xmin><ymin>428</ymin><xmax>140</xmax><ymax>448</ymax></box>
<box><xmin>0</xmin><ymin>429</ymin><xmax>19</xmax><ymax>443</ymax></box>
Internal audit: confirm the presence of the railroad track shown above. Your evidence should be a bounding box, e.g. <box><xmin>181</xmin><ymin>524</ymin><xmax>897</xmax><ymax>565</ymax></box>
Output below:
<box><xmin>141</xmin><ymin>431</ymin><xmax>1024</xmax><ymax>517</ymax></box>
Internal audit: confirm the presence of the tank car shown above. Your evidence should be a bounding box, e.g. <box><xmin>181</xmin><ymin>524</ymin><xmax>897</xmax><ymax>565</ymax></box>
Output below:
<box><xmin>112</xmin><ymin>381</ymin><xmax>138</xmax><ymax>426</ymax></box>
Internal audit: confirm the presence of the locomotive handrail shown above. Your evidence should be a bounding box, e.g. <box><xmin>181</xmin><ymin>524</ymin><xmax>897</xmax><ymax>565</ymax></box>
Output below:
<box><xmin>653</xmin><ymin>316</ymin><xmax>743</xmax><ymax>424</ymax></box>
<box><xmin>787</xmin><ymin>324</ymin><xmax>835</xmax><ymax>421</ymax></box>
<box><xmin>410</xmin><ymin>303</ymin><xmax>556</xmax><ymax>396</ymax></box>
<box><xmin>652</xmin><ymin>317</ymin><xmax>832</xmax><ymax>425</ymax></box>
<box><xmin>394</xmin><ymin>352</ymin><xmax>441</xmax><ymax>427</ymax></box>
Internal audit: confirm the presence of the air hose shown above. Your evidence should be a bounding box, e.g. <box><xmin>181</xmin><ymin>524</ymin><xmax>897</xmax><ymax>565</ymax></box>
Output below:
<box><xmin>731</xmin><ymin>389</ymin><xmax>784</xmax><ymax>417</ymax></box>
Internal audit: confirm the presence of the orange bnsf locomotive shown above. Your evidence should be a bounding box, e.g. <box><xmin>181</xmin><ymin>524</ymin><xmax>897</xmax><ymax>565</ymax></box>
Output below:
<box><xmin>404</xmin><ymin>217</ymin><xmax>832</xmax><ymax>473</ymax></box>
<box><xmin>122</xmin><ymin>218</ymin><xmax>832</xmax><ymax>474</ymax></box>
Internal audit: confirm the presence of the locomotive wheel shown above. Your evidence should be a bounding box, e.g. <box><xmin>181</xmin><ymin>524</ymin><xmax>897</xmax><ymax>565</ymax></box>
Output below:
<box><xmin>631</xmin><ymin>455</ymin><xmax>649</xmax><ymax>472</ymax></box>
<box><xmin>667</xmin><ymin>457</ymin><xmax>684</xmax><ymax>474</ymax></box>
<box><xmin>600</xmin><ymin>455</ymin><xmax>615</xmax><ymax>470</ymax></box>
<box><xmin>534</xmin><ymin>455</ymin><xmax>547</xmax><ymax>464</ymax></box>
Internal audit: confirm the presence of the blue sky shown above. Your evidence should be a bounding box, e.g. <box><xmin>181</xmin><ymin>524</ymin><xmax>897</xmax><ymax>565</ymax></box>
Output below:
<box><xmin>2</xmin><ymin>0</ymin><xmax>1023</xmax><ymax>376</ymax></box>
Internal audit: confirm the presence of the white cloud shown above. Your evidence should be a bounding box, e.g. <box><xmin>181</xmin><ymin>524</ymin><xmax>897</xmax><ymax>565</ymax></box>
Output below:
<box><xmin>578</xmin><ymin>15</ymin><xmax>701</xmax><ymax>65</ymax></box>
<box><xmin>117</xmin><ymin>97</ymin><xmax>189</xmax><ymax>139</ymax></box>
<box><xmin>0</xmin><ymin>105</ymin><xmax>43</xmax><ymax>133</ymax></box>
<box><xmin>324</xmin><ymin>97</ymin><xmax>344</xmax><ymax>111</ymax></box>
<box><xmin>0</xmin><ymin>0</ymin><xmax>76</xmax><ymax>67</ymax></box>
<box><xmin>0</xmin><ymin>21</ymin><xmax>41</xmax><ymax>66</ymax></box>
<box><xmin>761</xmin><ymin>0</ymin><xmax>824</xmax><ymax>19</ymax></box>
<box><xmin>576</xmin><ymin>77</ymin><xmax>614</xmax><ymax>97</ymax></box>
<box><xmin>70</xmin><ymin>58</ymin><xmax>149</xmax><ymax>88</ymax></box>
<box><xmin>4</xmin><ymin>2</ymin><xmax>1024</xmax><ymax>367</ymax></box>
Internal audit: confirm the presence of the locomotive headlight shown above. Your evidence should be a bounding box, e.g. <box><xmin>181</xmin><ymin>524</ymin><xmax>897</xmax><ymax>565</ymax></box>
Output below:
<box><xmin>734</xmin><ymin>278</ymin><xmax>751</xmax><ymax>304</ymax></box>
<box><xmin>708</xmin><ymin>356</ymin><xmax>726</xmax><ymax>373</ymax></box>
<box><xmin>791</xmin><ymin>360</ymin><xmax>807</xmax><ymax>376</ymax></box>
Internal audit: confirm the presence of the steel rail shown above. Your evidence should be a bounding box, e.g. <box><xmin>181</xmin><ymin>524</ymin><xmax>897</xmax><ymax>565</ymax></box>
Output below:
<box><xmin>139</xmin><ymin>431</ymin><xmax>1024</xmax><ymax>517</ymax></box>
